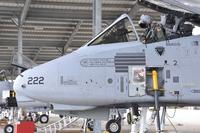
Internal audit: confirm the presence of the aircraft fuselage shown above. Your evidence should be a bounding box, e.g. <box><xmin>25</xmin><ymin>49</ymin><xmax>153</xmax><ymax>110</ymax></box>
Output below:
<box><xmin>14</xmin><ymin>35</ymin><xmax>200</xmax><ymax>107</ymax></box>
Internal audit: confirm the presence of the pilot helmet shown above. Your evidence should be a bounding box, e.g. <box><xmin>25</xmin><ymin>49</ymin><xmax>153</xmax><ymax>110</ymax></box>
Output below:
<box><xmin>139</xmin><ymin>14</ymin><xmax>151</xmax><ymax>28</ymax></box>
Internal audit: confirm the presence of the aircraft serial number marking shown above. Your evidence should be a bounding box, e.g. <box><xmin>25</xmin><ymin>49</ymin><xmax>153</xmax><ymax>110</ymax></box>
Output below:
<box><xmin>28</xmin><ymin>77</ymin><xmax>44</xmax><ymax>85</ymax></box>
<box><xmin>80</xmin><ymin>58</ymin><xmax>114</xmax><ymax>67</ymax></box>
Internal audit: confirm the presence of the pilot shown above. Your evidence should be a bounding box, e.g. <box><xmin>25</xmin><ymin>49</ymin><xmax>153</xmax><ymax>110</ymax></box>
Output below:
<box><xmin>139</xmin><ymin>14</ymin><xmax>166</xmax><ymax>44</ymax></box>
<box><xmin>139</xmin><ymin>14</ymin><xmax>152</xmax><ymax>43</ymax></box>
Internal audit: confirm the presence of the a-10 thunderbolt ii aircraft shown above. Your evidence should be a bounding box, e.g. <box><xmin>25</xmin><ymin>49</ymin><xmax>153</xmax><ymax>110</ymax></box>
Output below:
<box><xmin>13</xmin><ymin>0</ymin><xmax>200</xmax><ymax>132</ymax></box>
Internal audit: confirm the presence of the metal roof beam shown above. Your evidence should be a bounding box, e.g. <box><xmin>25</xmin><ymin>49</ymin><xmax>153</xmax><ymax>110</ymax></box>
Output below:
<box><xmin>93</xmin><ymin>0</ymin><xmax>102</xmax><ymax>37</ymax></box>
<box><xmin>64</xmin><ymin>21</ymin><xmax>82</xmax><ymax>53</ymax></box>
<box><xmin>17</xmin><ymin>27</ymin><xmax>23</xmax><ymax>73</ymax></box>
<box><xmin>19</xmin><ymin>0</ymin><xmax>31</xmax><ymax>27</ymax></box>
<box><xmin>11</xmin><ymin>17</ymin><xmax>18</xmax><ymax>26</ymax></box>
<box><xmin>29</xmin><ymin>4</ymin><xmax>126</xmax><ymax>11</ymax></box>
<box><xmin>33</xmin><ymin>0</ymin><xmax>135</xmax><ymax>5</ymax></box>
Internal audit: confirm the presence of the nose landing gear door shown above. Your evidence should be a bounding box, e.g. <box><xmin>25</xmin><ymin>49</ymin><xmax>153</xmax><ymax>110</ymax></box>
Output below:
<box><xmin>128</xmin><ymin>66</ymin><xmax>146</xmax><ymax>97</ymax></box>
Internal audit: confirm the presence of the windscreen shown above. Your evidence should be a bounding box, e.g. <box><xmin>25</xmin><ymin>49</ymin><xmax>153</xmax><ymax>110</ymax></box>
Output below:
<box><xmin>89</xmin><ymin>17</ymin><xmax>137</xmax><ymax>46</ymax></box>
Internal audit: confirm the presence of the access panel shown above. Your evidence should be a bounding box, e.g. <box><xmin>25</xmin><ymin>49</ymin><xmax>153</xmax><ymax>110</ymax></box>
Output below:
<box><xmin>128</xmin><ymin>66</ymin><xmax>146</xmax><ymax>97</ymax></box>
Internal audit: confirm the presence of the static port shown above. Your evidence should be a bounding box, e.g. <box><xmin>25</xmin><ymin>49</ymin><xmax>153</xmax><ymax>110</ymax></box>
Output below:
<box><xmin>21</xmin><ymin>84</ymin><xmax>26</xmax><ymax>88</ymax></box>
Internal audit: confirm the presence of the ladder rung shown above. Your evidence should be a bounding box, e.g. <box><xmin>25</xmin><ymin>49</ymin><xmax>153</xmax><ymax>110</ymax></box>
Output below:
<box><xmin>39</xmin><ymin>116</ymin><xmax>79</xmax><ymax>133</ymax></box>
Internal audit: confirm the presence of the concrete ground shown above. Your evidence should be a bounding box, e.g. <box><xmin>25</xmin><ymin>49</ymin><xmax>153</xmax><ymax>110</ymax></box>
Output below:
<box><xmin>1</xmin><ymin>108</ymin><xmax>200</xmax><ymax>133</ymax></box>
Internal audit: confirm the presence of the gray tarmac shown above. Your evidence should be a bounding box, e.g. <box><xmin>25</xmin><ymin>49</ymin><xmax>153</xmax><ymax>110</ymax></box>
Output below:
<box><xmin>0</xmin><ymin>108</ymin><xmax>200</xmax><ymax>133</ymax></box>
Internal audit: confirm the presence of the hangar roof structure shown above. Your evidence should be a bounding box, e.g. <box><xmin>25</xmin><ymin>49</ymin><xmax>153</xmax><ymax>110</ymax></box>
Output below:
<box><xmin>0</xmin><ymin>0</ymin><xmax>160</xmax><ymax>77</ymax></box>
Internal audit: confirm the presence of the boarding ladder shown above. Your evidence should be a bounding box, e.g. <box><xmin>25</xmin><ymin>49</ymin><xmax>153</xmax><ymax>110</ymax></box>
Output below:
<box><xmin>40</xmin><ymin>116</ymin><xmax>79</xmax><ymax>133</ymax></box>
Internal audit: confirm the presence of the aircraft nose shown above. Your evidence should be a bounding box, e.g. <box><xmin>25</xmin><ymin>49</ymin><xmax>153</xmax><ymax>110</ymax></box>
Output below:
<box><xmin>13</xmin><ymin>73</ymin><xmax>27</xmax><ymax>95</ymax></box>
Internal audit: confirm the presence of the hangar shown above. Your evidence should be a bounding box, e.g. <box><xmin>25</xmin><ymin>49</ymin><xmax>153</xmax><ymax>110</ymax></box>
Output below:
<box><xmin>0</xmin><ymin>0</ymin><xmax>200</xmax><ymax>133</ymax></box>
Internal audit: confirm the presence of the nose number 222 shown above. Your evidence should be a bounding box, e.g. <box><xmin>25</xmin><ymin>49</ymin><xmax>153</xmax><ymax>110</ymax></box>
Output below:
<box><xmin>28</xmin><ymin>77</ymin><xmax>44</xmax><ymax>85</ymax></box>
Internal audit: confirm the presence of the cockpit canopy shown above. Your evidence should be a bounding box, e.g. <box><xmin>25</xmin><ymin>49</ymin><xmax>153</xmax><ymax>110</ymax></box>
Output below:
<box><xmin>86</xmin><ymin>11</ymin><xmax>198</xmax><ymax>46</ymax></box>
